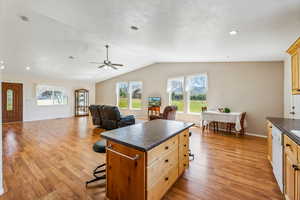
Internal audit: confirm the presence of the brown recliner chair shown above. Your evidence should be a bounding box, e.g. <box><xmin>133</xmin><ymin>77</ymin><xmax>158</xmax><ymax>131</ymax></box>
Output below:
<box><xmin>89</xmin><ymin>105</ymin><xmax>103</xmax><ymax>127</ymax></box>
<box><xmin>149</xmin><ymin>106</ymin><xmax>177</xmax><ymax>120</ymax></box>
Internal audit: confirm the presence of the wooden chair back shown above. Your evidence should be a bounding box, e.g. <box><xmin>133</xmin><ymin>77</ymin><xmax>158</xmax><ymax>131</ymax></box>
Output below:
<box><xmin>240</xmin><ymin>112</ymin><xmax>246</xmax><ymax>130</ymax></box>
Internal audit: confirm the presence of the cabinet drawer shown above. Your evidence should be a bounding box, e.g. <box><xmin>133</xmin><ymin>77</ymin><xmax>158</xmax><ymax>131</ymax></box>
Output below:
<box><xmin>147</xmin><ymin>147</ymin><xmax>178</xmax><ymax>189</ymax></box>
<box><xmin>284</xmin><ymin>135</ymin><xmax>298</xmax><ymax>161</ymax></box>
<box><xmin>147</xmin><ymin>166</ymin><xmax>178</xmax><ymax>200</ymax></box>
<box><xmin>147</xmin><ymin>135</ymin><xmax>178</xmax><ymax>165</ymax></box>
<box><xmin>179</xmin><ymin>129</ymin><xmax>189</xmax><ymax>144</ymax></box>
<box><xmin>179</xmin><ymin>156</ymin><xmax>189</xmax><ymax>175</ymax></box>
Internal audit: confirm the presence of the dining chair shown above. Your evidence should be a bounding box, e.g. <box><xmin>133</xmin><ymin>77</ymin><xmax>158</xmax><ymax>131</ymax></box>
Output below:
<box><xmin>226</xmin><ymin>112</ymin><xmax>246</xmax><ymax>136</ymax></box>
<box><xmin>201</xmin><ymin>107</ymin><xmax>218</xmax><ymax>133</ymax></box>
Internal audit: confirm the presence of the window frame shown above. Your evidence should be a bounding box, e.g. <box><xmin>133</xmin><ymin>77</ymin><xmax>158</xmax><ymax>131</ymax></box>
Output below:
<box><xmin>116</xmin><ymin>82</ymin><xmax>129</xmax><ymax>109</ymax></box>
<box><xmin>7</xmin><ymin>89</ymin><xmax>14</xmax><ymax>111</ymax></box>
<box><xmin>167</xmin><ymin>77</ymin><xmax>185</xmax><ymax>113</ymax></box>
<box><xmin>186</xmin><ymin>73</ymin><xmax>208</xmax><ymax>115</ymax></box>
<box><xmin>36</xmin><ymin>85</ymin><xmax>68</xmax><ymax>106</ymax></box>
<box><xmin>129</xmin><ymin>81</ymin><xmax>143</xmax><ymax>110</ymax></box>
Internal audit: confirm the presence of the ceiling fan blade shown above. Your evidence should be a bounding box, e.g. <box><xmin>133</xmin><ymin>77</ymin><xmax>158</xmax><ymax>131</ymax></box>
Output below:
<box><xmin>90</xmin><ymin>61</ymin><xmax>103</xmax><ymax>64</ymax></box>
<box><xmin>111</xmin><ymin>63</ymin><xmax>123</xmax><ymax>67</ymax></box>
<box><xmin>109</xmin><ymin>65</ymin><xmax>118</xmax><ymax>70</ymax></box>
<box><xmin>98</xmin><ymin>65</ymin><xmax>106</xmax><ymax>68</ymax></box>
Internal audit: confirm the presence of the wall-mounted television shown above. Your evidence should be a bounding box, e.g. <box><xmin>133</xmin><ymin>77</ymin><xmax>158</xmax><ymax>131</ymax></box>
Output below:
<box><xmin>148</xmin><ymin>97</ymin><xmax>161</xmax><ymax>107</ymax></box>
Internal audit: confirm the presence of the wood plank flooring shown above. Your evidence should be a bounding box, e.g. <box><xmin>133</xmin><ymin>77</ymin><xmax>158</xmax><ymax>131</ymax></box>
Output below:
<box><xmin>1</xmin><ymin>117</ymin><xmax>282</xmax><ymax>200</ymax></box>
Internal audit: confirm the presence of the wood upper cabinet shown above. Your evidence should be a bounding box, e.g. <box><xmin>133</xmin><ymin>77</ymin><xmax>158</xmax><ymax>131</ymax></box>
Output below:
<box><xmin>287</xmin><ymin>37</ymin><xmax>300</xmax><ymax>95</ymax></box>
<box><xmin>284</xmin><ymin>135</ymin><xmax>300</xmax><ymax>200</ymax></box>
<box><xmin>267</xmin><ymin>121</ymin><xmax>272</xmax><ymax>164</ymax></box>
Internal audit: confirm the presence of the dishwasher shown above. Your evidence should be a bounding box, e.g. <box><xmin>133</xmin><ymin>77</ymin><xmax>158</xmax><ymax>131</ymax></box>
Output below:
<box><xmin>272</xmin><ymin>126</ymin><xmax>283</xmax><ymax>192</ymax></box>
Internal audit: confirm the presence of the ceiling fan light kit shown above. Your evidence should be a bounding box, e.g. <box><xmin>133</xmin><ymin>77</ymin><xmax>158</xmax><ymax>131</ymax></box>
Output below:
<box><xmin>89</xmin><ymin>45</ymin><xmax>124</xmax><ymax>70</ymax></box>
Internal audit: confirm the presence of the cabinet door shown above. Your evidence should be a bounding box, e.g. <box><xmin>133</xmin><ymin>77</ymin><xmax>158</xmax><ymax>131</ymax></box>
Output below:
<box><xmin>292</xmin><ymin>52</ymin><xmax>299</xmax><ymax>93</ymax></box>
<box><xmin>267</xmin><ymin>122</ymin><xmax>272</xmax><ymax>163</ymax></box>
<box><xmin>297</xmin><ymin>167</ymin><xmax>300</xmax><ymax>200</ymax></box>
<box><xmin>284</xmin><ymin>151</ymin><xmax>297</xmax><ymax>200</ymax></box>
<box><xmin>106</xmin><ymin>141</ymin><xmax>146</xmax><ymax>200</ymax></box>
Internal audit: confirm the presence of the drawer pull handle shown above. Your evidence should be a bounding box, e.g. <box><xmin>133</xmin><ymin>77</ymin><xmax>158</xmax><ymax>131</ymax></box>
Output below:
<box><xmin>293</xmin><ymin>165</ymin><xmax>300</xmax><ymax>171</ymax></box>
<box><xmin>184</xmin><ymin>135</ymin><xmax>187</xmax><ymax>137</ymax></box>
<box><xmin>184</xmin><ymin>164</ymin><xmax>186</xmax><ymax>167</ymax></box>
<box><xmin>165</xmin><ymin>146</ymin><xmax>169</xmax><ymax>150</ymax></box>
<box><xmin>286</xmin><ymin>144</ymin><xmax>291</xmax><ymax>147</ymax></box>
<box><xmin>106</xmin><ymin>145</ymin><xmax>140</xmax><ymax>161</ymax></box>
<box><xmin>165</xmin><ymin>177</ymin><xmax>169</xmax><ymax>181</ymax></box>
<box><xmin>184</xmin><ymin>144</ymin><xmax>187</xmax><ymax>147</ymax></box>
<box><xmin>165</xmin><ymin>159</ymin><xmax>169</xmax><ymax>163</ymax></box>
<box><xmin>184</xmin><ymin>154</ymin><xmax>187</xmax><ymax>157</ymax></box>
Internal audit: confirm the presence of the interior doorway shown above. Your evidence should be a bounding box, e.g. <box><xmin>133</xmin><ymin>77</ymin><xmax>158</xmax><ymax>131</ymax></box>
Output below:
<box><xmin>2</xmin><ymin>82</ymin><xmax>23</xmax><ymax>123</ymax></box>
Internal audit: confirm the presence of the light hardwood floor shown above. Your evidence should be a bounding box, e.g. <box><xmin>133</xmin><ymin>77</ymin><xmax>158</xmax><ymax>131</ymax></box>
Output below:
<box><xmin>1</xmin><ymin>117</ymin><xmax>282</xmax><ymax>200</ymax></box>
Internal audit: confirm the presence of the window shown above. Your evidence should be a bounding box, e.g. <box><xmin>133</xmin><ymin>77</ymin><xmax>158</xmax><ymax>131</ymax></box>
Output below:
<box><xmin>116</xmin><ymin>82</ymin><xmax>129</xmax><ymax>109</ymax></box>
<box><xmin>36</xmin><ymin>85</ymin><xmax>68</xmax><ymax>106</ymax></box>
<box><xmin>7</xmin><ymin>89</ymin><xmax>13</xmax><ymax>111</ymax></box>
<box><xmin>130</xmin><ymin>82</ymin><xmax>142</xmax><ymax>109</ymax></box>
<box><xmin>186</xmin><ymin>74</ymin><xmax>208</xmax><ymax>113</ymax></box>
<box><xmin>167</xmin><ymin>77</ymin><xmax>184</xmax><ymax>112</ymax></box>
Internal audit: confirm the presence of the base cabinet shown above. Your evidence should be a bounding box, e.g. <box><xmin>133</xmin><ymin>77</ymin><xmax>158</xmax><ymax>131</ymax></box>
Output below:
<box><xmin>284</xmin><ymin>152</ymin><xmax>297</xmax><ymax>200</ymax></box>
<box><xmin>297</xmin><ymin>169</ymin><xmax>300</xmax><ymax>200</ymax></box>
<box><xmin>284</xmin><ymin>135</ymin><xmax>300</xmax><ymax>200</ymax></box>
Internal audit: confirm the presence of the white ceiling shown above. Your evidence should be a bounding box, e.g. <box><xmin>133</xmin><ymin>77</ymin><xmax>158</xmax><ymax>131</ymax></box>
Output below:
<box><xmin>1</xmin><ymin>0</ymin><xmax>300</xmax><ymax>82</ymax></box>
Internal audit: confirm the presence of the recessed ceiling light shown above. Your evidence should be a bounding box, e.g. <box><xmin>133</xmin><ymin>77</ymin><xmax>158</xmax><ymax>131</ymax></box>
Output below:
<box><xmin>131</xmin><ymin>26</ymin><xmax>139</xmax><ymax>31</ymax></box>
<box><xmin>0</xmin><ymin>60</ymin><xmax>4</xmax><ymax>64</ymax></box>
<box><xmin>19</xmin><ymin>15</ymin><xmax>29</xmax><ymax>22</ymax></box>
<box><xmin>26</xmin><ymin>66</ymin><xmax>31</xmax><ymax>70</ymax></box>
<box><xmin>0</xmin><ymin>65</ymin><xmax>5</xmax><ymax>70</ymax></box>
<box><xmin>229</xmin><ymin>30</ymin><xmax>238</xmax><ymax>35</ymax></box>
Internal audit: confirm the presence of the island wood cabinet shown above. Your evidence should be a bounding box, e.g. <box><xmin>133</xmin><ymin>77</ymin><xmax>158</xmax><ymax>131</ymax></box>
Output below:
<box><xmin>267</xmin><ymin>121</ymin><xmax>273</xmax><ymax>164</ymax></box>
<box><xmin>283</xmin><ymin>135</ymin><xmax>300</xmax><ymax>200</ymax></box>
<box><xmin>106</xmin><ymin>129</ymin><xmax>190</xmax><ymax>200</ymax></box>
<box><xmin>287</xmin><ymin>37</ymin><xmax>300</xmax><ymax>95</ymax></box>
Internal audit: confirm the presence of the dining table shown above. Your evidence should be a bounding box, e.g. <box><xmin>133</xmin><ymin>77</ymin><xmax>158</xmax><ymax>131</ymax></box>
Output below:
<box><xmin>201</xmin><ymin>110</ymin><xmax>246</xmax><ymax>133</ymax></box>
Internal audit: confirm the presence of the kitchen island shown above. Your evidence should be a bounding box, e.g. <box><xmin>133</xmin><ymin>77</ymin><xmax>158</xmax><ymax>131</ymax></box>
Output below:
<box><xmin>101</xmin><ymin>119</ymin><xmax>194</xmax><ymax>200</ymax></box>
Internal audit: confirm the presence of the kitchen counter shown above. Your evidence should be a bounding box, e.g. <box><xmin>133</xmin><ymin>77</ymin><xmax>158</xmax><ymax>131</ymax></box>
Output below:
<box><xmin>101</xmin><ymin>119</ymin><xmax>194</xmax><ymax>152</ymax></box>
<box><xmin>267</xmin><ymin>117</ymin><xmax>300</xmax><ymax>145</ymax></box>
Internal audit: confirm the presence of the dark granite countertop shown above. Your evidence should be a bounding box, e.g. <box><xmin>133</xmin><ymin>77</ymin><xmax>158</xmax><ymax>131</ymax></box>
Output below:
<box><xmin>267</xmin><ymin>117</ymin><xmax>300</xmax><ymax>145</ymax></box>
<box><xmin>101</xmin><ymin>119</ymin><xmax>195</xmax><ymax>152</ymax></box>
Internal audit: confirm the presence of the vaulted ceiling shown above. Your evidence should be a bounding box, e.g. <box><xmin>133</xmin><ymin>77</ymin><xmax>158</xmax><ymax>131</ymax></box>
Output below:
<box><xmin>1</xmin><ymin>0</ymin><xmax>300</xmax><ymax>82</ymax></box>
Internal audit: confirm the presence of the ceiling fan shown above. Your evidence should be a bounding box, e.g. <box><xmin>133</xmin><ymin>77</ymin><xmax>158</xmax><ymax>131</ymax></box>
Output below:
<box><xmin>89</xmin><ymin>45</ymin><xmax>124</xmax><ymax>70</ymax></box>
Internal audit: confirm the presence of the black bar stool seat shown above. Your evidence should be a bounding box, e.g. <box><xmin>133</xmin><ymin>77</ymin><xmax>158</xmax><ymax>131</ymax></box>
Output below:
<box><xmin>86</xmin><ymin>140</ymin><xmax>106</xmax><ymax>186</ymax></box>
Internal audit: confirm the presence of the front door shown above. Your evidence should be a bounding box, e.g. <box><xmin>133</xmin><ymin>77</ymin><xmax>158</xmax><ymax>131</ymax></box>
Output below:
<box><xmin>2</xmin><ymin>82</ymin><xmax>23</xmax><ymax>123</ymax></box>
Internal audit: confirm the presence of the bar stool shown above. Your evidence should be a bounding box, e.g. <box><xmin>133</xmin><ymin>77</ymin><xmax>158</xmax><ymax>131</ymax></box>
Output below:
<box><xmin>189</xmin><ymin>132</ymin><xmax>195</xmax><ymax>160</ymax></box>
<box><xmin>86</xmin><ymin>140</ymin><xmax>106</xmax><ymax>186</ymax></box>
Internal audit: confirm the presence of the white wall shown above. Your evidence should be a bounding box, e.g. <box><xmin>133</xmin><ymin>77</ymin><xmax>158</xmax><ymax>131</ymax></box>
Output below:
<box><xmin>2</xmin><ymin>73</ymin><xmax>95</xmax><ymax>121</ymax></box>
<box><xmin>284</xmin><ymin>54</ymin><xmax>292</xmax><ymax>118</ymax></box>
<box><xmin>96</xmin><ymin>62</ymin><xmax>284</xmax><ymax>136</ymax></box>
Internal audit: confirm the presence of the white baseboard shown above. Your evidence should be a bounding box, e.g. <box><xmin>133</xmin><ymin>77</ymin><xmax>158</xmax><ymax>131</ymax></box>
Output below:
<box><xmin>245</xmin><ymin>132</ymin><xmax>267</xmax><ymax>138</ymax></box>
